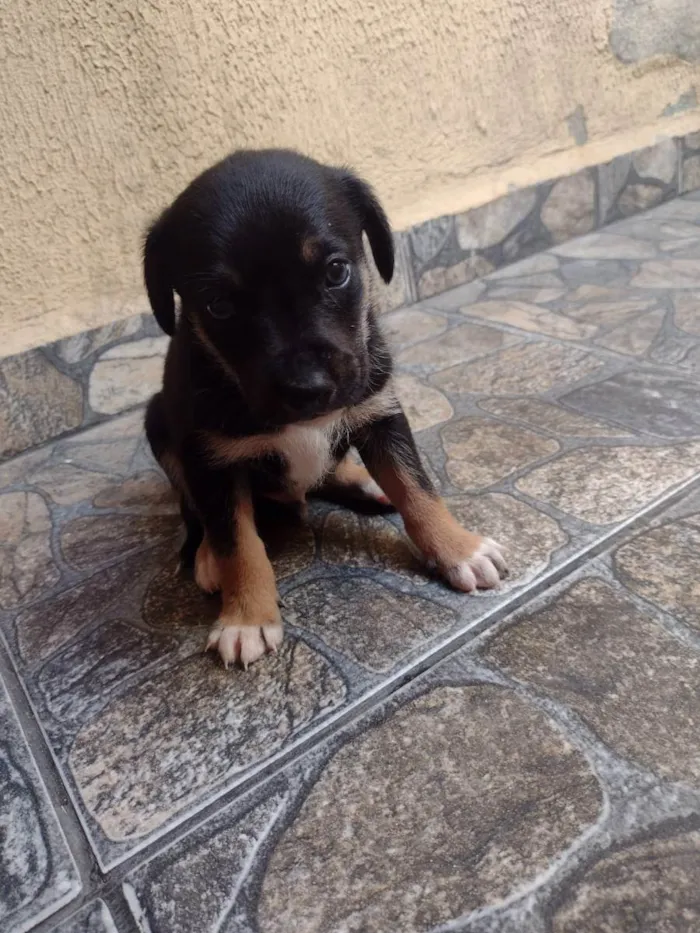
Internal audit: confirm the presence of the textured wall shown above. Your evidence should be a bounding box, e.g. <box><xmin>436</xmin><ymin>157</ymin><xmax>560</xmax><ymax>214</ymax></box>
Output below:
<box><xmin>611</xmin><ymin>0</ymin><xmax>700</xmax><ymax>63</ymax></box>
<box><xmin>2</xmin><ymin>0</ymin><xmax>700</xmax><ymax>353</ymax></box>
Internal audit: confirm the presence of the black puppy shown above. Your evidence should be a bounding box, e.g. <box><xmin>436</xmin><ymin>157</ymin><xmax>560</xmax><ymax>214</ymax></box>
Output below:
<box><xmin>144</xmin><ymin>149</ymin><xmax>506</xmax><ymax>668</ymax></box>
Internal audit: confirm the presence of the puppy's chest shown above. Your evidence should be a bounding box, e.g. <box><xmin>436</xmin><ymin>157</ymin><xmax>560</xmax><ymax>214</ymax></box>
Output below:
<box><xmin>275</xmin><ymin>421</ymin><xmax>341</xmax><ymax>495</ymax></box>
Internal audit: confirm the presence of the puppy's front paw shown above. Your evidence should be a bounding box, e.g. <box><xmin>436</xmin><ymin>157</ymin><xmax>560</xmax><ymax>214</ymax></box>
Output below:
<box><xmin>195</xmin><ymin>539</ymin><xmax>220</xmax><ymax>593</ymax></box>
<box><xmin>206</xmin><ymin>607</ymin><xmax>283</xmax><ymax>669</ymax></box>
<box><xmin>431</xmin><ymin>535</ymin><xmax>508</xmax><ymax>593</ymax></box>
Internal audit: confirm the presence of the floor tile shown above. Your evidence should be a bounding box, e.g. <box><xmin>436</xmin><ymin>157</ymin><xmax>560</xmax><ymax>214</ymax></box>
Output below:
<box><xmin>631</xmin><ymin>258</ymin><xmax>700</xmax><ymax>289</ymax></box>
<box><xmin>561</xmin><ymin>370</ymin><xmax>700</xmax><ymax>437</ymax></box>
<box><xmin>0</xmin><ymin>491</ymin><xmax>60</xmax><ymax>609</ymax></box>
<box><xmin>0</xmin><ymin>396</ymin><xmax>641</xmax><ymax>869</ymax></box>
<box><xmin>256</xmin><ymin>686</ymin><xmax>599</xmax><ymax>933</ymax></box>
<box><xmin>6</xmin><ymin>193</ymin><xmax>700</xmax><ymax>894</ymax></box>
<box><xmin>479</xmin><ymin>398</ymin><xmax>627</xmax><ymax>437</ymax></box>
<box><xmin>396</xmin><ymin>320</ymin><xmax>516</xmax><ymax>371</ymax></box>
<box><xmin>381</xmin><ymin>307</ymin><xmax>448</xmax><ymax>349</ymax></box>
<box><xmin>483</xmin><ymin>576</ymin><xmax>700</xmax><ymax>786</ymax></box>
<box><xmin>394</xmin><ymin>373</ymin><xmax>453</xmax><ymax>431</ymax></box>
<box><xmin>463</xmin><ymin>298</ymin><xmax>596</xmax><ymax>340</ymax></box>
<box><xmin>516</xmin><ymin>442</ymin><xmax>700</xmax><ymax>524</ymax></box>
<box><xmin>49</xmin><ymin>900</ymin><xmax>117</xmax><ymax>933</ymax></box>
<box><xmin>125</xmin><ymin>678</ymin><xmax>603</xmax><ymax>933</ymax></box>
<box><xmin>441</xmin><ymin>416</ymin><xmax>559</xmax><ymax>489</ymax></box>
<box><xmin>674</xmin><ymin>291</ymin><xmax>700</xmax><ymax>335</ymax></box>
<box><xmin>486</xmin><ymin>251</ymin><xmax>560</xmax><ymax>280</ymax></box>
<box><xmin>612</xmin><ymin>485</ymin><xmax>700</xmax><ymax>633</ymax></box>
<box><xmin>551</xmin><ymin>232</ymin><xmax>657</xmax><ymax>260</ymax></box>
<box><xmin>550</xmin><ymin>830</ymin><xmax>700</xmax><ymax>933</ymax></box>
<box><xmin>126</xmin><ymin>477</ymin><xmax>700</xmax><ymax>931</ymax></box>
<box><xmin>450</xmin><ymin>201</ymin><xmax>700</xmax><ymax>376</ymax></box>
<box><xmin>119</xmin><ymin>320</ymin><xmax>700</xmax><ymax>933</ymax></box>
<box><xmin>68</xmin><ymin>640</ymin><xmax>346</xmax><ymax>844</ymax></box>
<box><xmin>594</xmin><ymin>307</ymin><xmax>666</xmax><ymax>357</ymax></box>
<box><xmin>0</xmin><ymin>673</ymin><xmax>80</xmax><ymax>933</ymax></box>
<box><xmin>432</xmin><ymin>341</ymin><xmax>605</xmax><ymax>396</ymax></box>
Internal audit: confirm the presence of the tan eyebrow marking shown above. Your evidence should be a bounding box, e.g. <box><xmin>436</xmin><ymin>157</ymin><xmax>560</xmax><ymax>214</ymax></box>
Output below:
<box><xmin>301</xmin><ymin>237</ymin><xmax>321</xmax><ymax>263</ymax></box>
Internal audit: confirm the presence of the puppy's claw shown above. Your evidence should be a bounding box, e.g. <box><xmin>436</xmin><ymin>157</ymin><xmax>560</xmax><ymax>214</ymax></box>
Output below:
<box><xmin>444</xmin><ymin>561</ymin><xmax>477</xmax><ymax>593</ymax></box>
<box><xmin>262</xmin><ymin>619</ymin><xmax>284</xmax><ymax>654</ymax></box>
<box><xmin>206</xmin><ymin>617</ymin><xmax>283</xmax><ymax>669</ymax></box>
<box><xmin>481</xmin><ymin>537</ymin><xmax>508</xmax><ymax>576</ymax></box>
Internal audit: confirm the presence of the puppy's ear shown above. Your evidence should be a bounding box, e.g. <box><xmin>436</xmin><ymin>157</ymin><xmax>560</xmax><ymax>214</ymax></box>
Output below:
<box><xmin>143</xmin><ymin>212</ymin><xmax>176</xmax><ymax>336</ymax></box>
<box><xmin>338</xmin><ymin>172</ymin><xmax>394</xmax><ymax>283</ymax></box>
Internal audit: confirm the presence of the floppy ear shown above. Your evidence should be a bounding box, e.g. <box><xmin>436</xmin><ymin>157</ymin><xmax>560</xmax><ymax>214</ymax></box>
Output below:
<box><xmin>338</xmin><ymin>171</ymin><xmax>394</xmax><ymax>283</ymax></box>
<box><xmin>143</xmin><ymin>211</ymin><xmax>176</xmax><ymax>336</ymax></box>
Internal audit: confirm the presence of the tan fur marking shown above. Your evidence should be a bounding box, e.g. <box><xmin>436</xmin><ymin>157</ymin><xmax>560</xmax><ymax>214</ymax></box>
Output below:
<box><xmin>332</xmin><ymin>457</ymin><xmax>378</xmax><ymax>489</ymax></box>
<box><xmin>194</xmin><ymin>537</ymin><xmax>220</xmax><ymax>593</ymax></box>
<box><xmin>320</xmin><ymin>453</ymin><xmax>391</xmax><ymax>505</ymax></box>
<box><xmin>301</xmin><ymin>237</ymin><xmax>321</xmax><ymax>263</ymax></box>
<box><xmin>204</xmin><ymin>381</ymin><xmax>400</xmax><ymax>488</ymax></box>
<box><xmin>375</xmin><ymin>467</ymin><xmax>482</xmax><ymax>563</ymax></box>
<box><xmin>200</xmin><ymin>486</ymin><xmax>284</xmax><ymax>667</ymax></box>
<box><xmin>217</xmin><ymin>493</ymin><xmax>279</xmax><ymax>623</ymax></box>
<box><xmin>206</xmin><ymin>432</ymin><xmax>275</xmax><ymax>466</ymax></box>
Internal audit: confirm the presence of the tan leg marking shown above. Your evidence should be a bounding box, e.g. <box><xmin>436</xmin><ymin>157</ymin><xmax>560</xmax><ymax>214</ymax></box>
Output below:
<box><xmin>194</xmin><ymin>537</ymin><xmax>221</xmax><ymax>593</ymax></box>
<box><xmin>325</xmin><ymin>454</ymin><xmax>391</xmax><ymax>505</ymax></box>
<box><xmin>204</xmin><ymin>494</ymin><xmax>283</xmax><ymax>669</ymax></box>
<box><xmin>376</xmin><ymin>467</ymin><xmax>507</xmax><ymax>592</ymax></box>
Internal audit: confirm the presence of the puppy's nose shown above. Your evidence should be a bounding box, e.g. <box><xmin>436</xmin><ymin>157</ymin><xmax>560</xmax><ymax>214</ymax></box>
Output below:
<box><xmin>283</xmin><ymin>369</ymin><xmax>336</xmax><ymax>413</ymax></box>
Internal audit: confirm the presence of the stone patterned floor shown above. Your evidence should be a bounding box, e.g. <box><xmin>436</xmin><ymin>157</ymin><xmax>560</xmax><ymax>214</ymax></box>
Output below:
<box><xmin>3</xmin><ymin>193</ymin><xmax>700</xmax><ymax>931</ymax></box>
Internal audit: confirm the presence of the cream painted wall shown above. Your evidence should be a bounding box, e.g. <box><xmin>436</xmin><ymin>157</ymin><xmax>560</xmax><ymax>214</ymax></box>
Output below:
<box><xmin>2</xmin><ymin>0</ymin><xmax>700</xmax><ymax>354</ymax></box>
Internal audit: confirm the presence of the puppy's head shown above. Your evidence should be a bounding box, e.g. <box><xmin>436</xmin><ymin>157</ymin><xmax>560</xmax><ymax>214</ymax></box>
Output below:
<box><xmin>144</xmin><ymin>149</ymin><xmax>394</xmax><ymax>425</ymax></box>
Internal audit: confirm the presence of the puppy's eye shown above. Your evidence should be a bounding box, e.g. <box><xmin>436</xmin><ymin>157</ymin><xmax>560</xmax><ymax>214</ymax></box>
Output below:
<box><xmin>325</xmin><ymin>258</ymin><xmax>351</xmax><ymax>288</ymax></box>
<box><xmin>207</xmin><ymin>299</ymin><xmax>235</xmax><ymax>320</ymax></box>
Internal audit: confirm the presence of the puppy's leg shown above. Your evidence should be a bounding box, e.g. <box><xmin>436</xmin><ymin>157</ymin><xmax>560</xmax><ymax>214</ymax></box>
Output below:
<box><xmin>356</xmin><ymin>412</ymin><xmax>507</xmax><ymax>591</ymax></box>
<box><xmin>182</xmin><ymin>454</ymin><xmax>282</xmax><ymax>668</ymax></box>
<box><xmin>313</xmin><ymin>451</ymin><xmax>394</xmax><ymax>514</ymax></box>
<box><xmin>145</xmin><ymin>394</ymin><xmax>204</xmax><ymax>572</ymax></box>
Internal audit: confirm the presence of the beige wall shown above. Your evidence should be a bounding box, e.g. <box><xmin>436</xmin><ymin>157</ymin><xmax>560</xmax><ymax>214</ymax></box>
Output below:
<box><xmin>2</xmin><ymin>0</ymin><xmax>700</xmax><ymax>355</ymax></box>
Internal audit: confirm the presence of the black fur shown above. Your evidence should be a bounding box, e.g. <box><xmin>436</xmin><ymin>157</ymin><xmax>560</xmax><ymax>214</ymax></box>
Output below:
<box><xmin>143</xmin><ymin>149</ymin><xmax>433</xmax><ymax>566</ymax></box>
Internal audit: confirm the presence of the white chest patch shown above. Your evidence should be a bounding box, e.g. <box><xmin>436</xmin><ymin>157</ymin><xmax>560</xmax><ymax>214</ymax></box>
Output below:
<box><xmin>204</xmin><ymin>382</ymin><xmax>401</xmax><ymax>499</ymax></box>
<box><xmin>276</xmin><ymin>418</ymin><xmax>343</xmax><ymax>495</ymax></box>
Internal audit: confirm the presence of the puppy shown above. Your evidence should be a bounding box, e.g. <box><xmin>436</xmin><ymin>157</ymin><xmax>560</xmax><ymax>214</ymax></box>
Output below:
<box><xmin>143</xmin><ymin>149</ymin><xmax>507</xmax><ymax>668</ymax></box>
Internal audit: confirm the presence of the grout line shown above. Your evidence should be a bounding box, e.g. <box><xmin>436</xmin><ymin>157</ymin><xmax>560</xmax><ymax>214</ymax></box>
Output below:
<box><xmin>0</xmin><ymin>637</ymin><xmax>101</xmax><ymax>926</ymax></box>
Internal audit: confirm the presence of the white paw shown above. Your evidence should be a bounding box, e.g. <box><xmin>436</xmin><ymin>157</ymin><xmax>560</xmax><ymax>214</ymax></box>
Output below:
<box><xmin>206</xmin><ymin>618</ymin><xmax>284</xmax><ymax>669</ymax></box>
<box><xmin>195</xmin><ymin>542</ymin><xmax>220</xmax><ymax>593</ymax></box>
<box><xmin>442</xmin><ymin>538</ymin><xmax>508</xmax><ymax>593</ymax></box>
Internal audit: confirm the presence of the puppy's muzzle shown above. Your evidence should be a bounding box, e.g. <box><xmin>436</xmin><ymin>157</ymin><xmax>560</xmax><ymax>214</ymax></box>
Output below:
<box><xmin>282</xmin><ymin>368</ymin><xmax>336</xmax><ymax>417</ymax></box>
<box><xmin>273</xmin><ymin>347</ymin><xmax>358</xmax><ymax>419</ymax></box>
